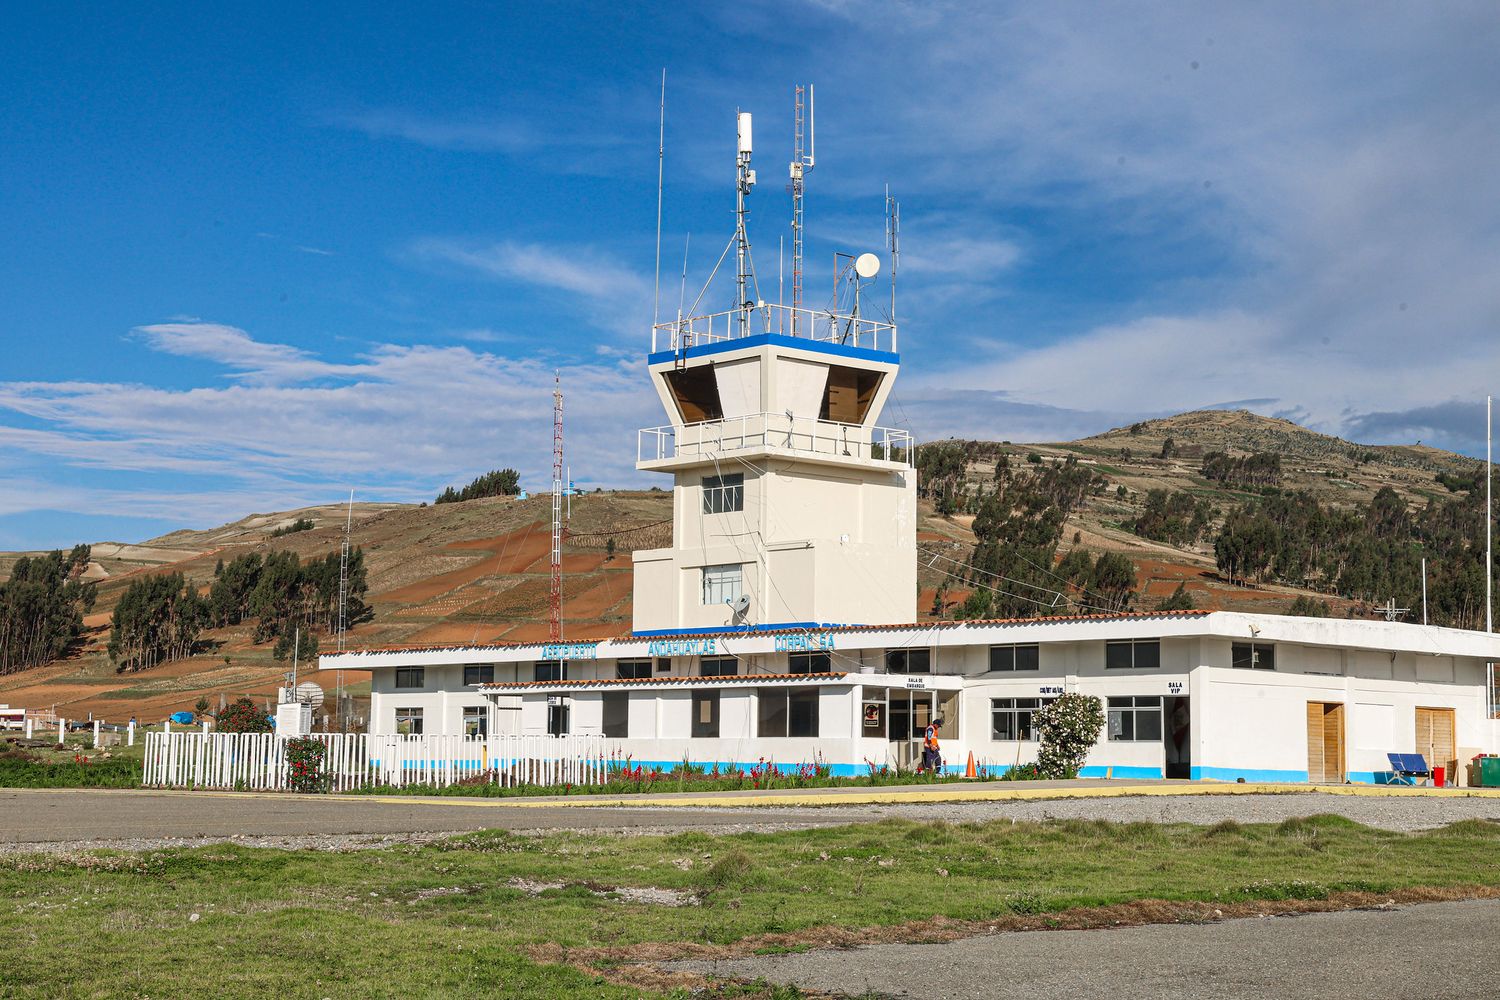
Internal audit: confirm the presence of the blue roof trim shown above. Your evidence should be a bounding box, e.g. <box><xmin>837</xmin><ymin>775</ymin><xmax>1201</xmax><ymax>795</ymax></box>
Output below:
<box><xmin>630</xmin><ymin>621</ymin><xmax>861</xmax><ymax>638</ymax></box>
<box><xmin>648</xmin><ymin>333</ymin><xmax>898</xmax><ymax>367</ymax></box>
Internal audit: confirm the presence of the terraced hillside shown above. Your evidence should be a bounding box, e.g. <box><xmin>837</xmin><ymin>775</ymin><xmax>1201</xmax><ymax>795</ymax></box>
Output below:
<box><xmin>0</xmin><ymin>409</ymin><xmax>1487</xmax><ymax>723</ymax></box>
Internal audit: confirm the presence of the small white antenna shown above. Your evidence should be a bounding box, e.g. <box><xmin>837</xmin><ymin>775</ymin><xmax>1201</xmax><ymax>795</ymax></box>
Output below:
<box><xmin>886</xmin><ymin>187</ymin><xmax>900</xmax><ymax>328</ymax></box>
<box><xmin>652</xmin><ymin>69</ymin><xmax>667</xmax><ymax>331</ymax></box>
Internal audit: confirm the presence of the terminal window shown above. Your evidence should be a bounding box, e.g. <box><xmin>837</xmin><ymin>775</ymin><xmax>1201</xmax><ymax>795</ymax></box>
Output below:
<box><xmin>789</xmin><ymin>652</ymin><xmax>831</xmax><ymax>674</ymax></box>
<box><xmin>885</xmin><ymin>648</ymin><xmax>932</xmax><ymax>673</ymax></box>
<box><xmin>534</xmin><ymin>661</ymin><xmax>568</xmax><ymax>682</ymax></box>
<box><xmin>702</xmin><ymin>473</ymin><xmax>745</xmax><ymax>514</ymax></box>
<box><xmin>990</xmin><ymin>697</ymin><xmax>1055</xmax><ymax>741</ymax></box>
<box><xmin>463</xmin><ymin>664</ymin><xmax>494</xmax><ymax>685</ymax></box>
<box><xmin>462</xmin><ymin>706</ymin><xmax>487</xmax><ymax>738</ymax></box>
<box><xmin>394</xmin><ymin>667</ymin><xmax>425</xmax><ymax>689</ymax></box>
<box><xmin>758</xmin><ymin>687</ymin><xmax>820</xmax><ymax>738</ymax></box>
<box><xmin>616</xmin><ymin>658</ymin><xmax>652</xmax><ymax>679</ymax></box>
<box><xmin>1105</xmin><ymin>640</ymin><xmax>1161</xmax><ymax>669</ymax></box>
<box><xmin>395</xmin><ymin>707</ymin><xmax>423</xmax><ymax>735</ymax></box>
<box><xmin>1231</xmin><ymin>642</ymin><xmax>1276</xmax><ymax>670</ymax></box>
<box><xmin>989</xmin><ymin>644</ymin><xmax>1041</xmax><ymax>672</ymax></box>
<box><xmin>702</xmin><ymin>563</ymin><xmax>743</xmax><ymax>605</ymax></box>
<box><xmin>700</xmin><ymin>657</ymin><xmax>738</xmax><ymax>677</ymax></box>
<box><xmin>1107</xmin><ymin>696</ymin><xmax>1163</xmax><ymax>741</ymax></box>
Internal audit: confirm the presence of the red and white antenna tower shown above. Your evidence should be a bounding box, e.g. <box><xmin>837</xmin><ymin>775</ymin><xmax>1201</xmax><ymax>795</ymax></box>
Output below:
<box><xmin>549</xmin><ymin>371</ymin><xmax>564</xmax><ymax>643</ymax></box>
<box><xmin>789</xmin><ymin>84</ymin><xmax>814</xmax><ymax>336</ymax></box>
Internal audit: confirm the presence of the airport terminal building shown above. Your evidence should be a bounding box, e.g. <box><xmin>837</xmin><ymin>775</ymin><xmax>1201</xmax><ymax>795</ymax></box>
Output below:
<box><xmin>320</xmin><ymin>113</ymin><xmax>1500</xmax><ymax>784</ymax></box>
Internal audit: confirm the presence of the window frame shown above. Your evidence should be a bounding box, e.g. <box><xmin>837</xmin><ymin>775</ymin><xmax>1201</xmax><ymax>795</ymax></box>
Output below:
<box><xmin>699</xmin><ymin>657</ymin><xmax>738</xmax><ymax>677</ymax></box>
<box><xmin>1231</xmin><ymin>642</ymin><xmax>1276</xmax><ymax>671</ymax></box>
<box><xmin>1107</xmin><ymin>695</ymin><xmax>1164</xmax><ymax>742</ymax></box>
<box><xmin>394</xmin><ymin>707</ymin><xmax>424</xmax><ymax>735</ymax></box>
<box><xmin>988</xmin><ymin>644</ymin><xmax>1040</xmax><ymax>672</ymax></box>
<box><xmin>990</xmin><ymin>697</ymin><xmax>1054</xmax><ymax>742</ymax></box>
<box><xmin>758</xmin><ymin>687</ymin><xmax>820</xmax><ymax>738</ymax></box>
<box><xmin>702</xmin><ymin>473</ymin><xmax>745</xmax><ymax>514</ymax></box>
<box><xmin>534</xmin><ymin>661</ymin><xmax>568</xmax><ymax>682</ymax></box>
<box><xmin>461</xmin><ymin>705</ymin><xmax>488</xmax><ymax>738</ymax></box>
<box><xmin>616</xmin><ymin>658</ymin><xmax>652</xmax><ymax>680</ymax></box>
<box><xmin>788</xmin><ymin>652</ymin><xmax>831</xmax><ymax>675</ymax></box>
<box><xmin>701</xmin><ymin>563</ymin><xmax>744</xmax><ymax>606</ymax></box>
<box><xmin>885</xmin><ymin>648</ymin><xmax>932</xmax><ymax>674</ymax></box>
<box><xmin>1105</xmin><ymin>640</ymin><xmax>1161</xmax><ymax>670</ymax></box>
<box><xmin>463</xmin><ymin>664</ymin><xmax>494</xmax><ymax>686</ymax></box>
<box><xmin>394</xmin><ymin>667</ymin><xmax>425</xmax><ymax>690</ymax></box>
<box><xmin>546</xmin><ymin>696</ymin><xmax>571</xmax><ymax>736</ymax></box>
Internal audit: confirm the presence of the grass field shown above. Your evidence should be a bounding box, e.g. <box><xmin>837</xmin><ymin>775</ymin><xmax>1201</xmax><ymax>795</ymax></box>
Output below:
<box><xmin>4</xmin><ymin>814</ymin><xmax>1500</xmax><ymax>998</ymax></box>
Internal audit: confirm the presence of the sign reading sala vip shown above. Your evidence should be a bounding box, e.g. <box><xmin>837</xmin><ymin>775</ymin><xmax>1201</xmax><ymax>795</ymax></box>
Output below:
<box><xmin>647</xmin><ymin>638</ymin><xmax>719</xmax><ymax>657</ymax></box>
<box><xmin>774</xmin><ymin>632</ymin><xmax>835</xmax><ymax>653</ymax></box>
<box><xmin>541</xmin><ymin>641</ymin><xmax>599</xmax><ymax>661</ymax></box>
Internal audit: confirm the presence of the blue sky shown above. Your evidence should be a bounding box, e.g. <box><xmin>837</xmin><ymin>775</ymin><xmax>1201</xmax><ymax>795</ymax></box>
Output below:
<box><xmin>3</xmin><ymin>2</ymin><xmax>1499</xmax><ymax>550</ymax></box>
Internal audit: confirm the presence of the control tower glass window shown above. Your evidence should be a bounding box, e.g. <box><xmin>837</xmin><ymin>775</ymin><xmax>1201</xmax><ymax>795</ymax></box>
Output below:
<box><xmin>703</xmin><ymin>473</ymin><xmax>744</xmax><ymax>514</ymax></box>
<box><xmin>702</xmin><ymin>564</ymin><xmax>743</xmax><ymax>605</ymax></box>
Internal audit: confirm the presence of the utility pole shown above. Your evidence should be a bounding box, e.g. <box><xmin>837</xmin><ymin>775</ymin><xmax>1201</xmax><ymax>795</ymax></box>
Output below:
<box><xmin>735</xmin><ymin>110</ymin><xmax>755</xmax><ymax>338</ymax></box>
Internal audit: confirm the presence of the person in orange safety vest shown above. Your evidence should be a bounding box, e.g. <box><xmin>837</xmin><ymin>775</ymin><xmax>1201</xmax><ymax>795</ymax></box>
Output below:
<box><xmin>920</xmin><ymin>717</ymin><xmax>943</xmax><ymax>773</ymax></box>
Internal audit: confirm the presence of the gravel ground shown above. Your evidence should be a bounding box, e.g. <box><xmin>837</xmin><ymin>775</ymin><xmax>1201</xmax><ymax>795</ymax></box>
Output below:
<box><xmin>3</xmin><ymin>789</ymin><xmax>1496</xmax><ymax>854</ymax></box>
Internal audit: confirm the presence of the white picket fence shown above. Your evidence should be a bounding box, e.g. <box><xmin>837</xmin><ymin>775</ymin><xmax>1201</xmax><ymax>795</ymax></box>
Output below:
<box><xmin>141</xmin><ymin>732</ymin><xmax>615</xmax><ymax>791</ymax></box>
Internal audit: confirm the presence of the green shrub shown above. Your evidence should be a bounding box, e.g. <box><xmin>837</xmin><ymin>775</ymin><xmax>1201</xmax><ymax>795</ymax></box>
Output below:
<box><xmin>1035</xmin><ymin>693</ymin><xmax>1105</xmax><ymax>779</ymax></box>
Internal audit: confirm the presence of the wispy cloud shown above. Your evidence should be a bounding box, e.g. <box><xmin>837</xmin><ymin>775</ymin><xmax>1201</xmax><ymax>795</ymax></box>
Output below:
<box><xmin>333</xmin><ymin>108</ymin><xmax>539</xmax><ymax>152</ymax></box>
<box><xmin>0</xmin><ymin>323</ymin><xmax>658</xmax><ymax>532</ymax></box>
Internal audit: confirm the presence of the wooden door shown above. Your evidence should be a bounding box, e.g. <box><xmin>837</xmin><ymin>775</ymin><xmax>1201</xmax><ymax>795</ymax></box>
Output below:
<box><xmin>1415</xmin><ymin>707</ymin><xmax>1456</xmax><ymax>773</ymax></box>
<box><xmin>1323</xmin><ymin>703</ymin><xmax>1345</xmax><ymax>783</ymax></box>
<box><xmin>1306</xmin><ymin>702</ymin><xmax>1325</xmax><ymax>782</ymax></box>
<box><xmin>1307</xmin><ymin>702</ymin><xmax>1345</xmax><ymax>783</ymax></box>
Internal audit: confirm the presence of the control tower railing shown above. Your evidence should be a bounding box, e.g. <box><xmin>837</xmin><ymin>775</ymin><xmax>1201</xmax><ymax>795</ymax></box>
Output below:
<box><xmin>652</xmin><ymin>303</ymin><xmax>896</xmax><ymax>355</ymax></box>
<box><xmin>638</xmin><ymin>412</ymin><xmax>914</xmax><ymax>467</ymax></box>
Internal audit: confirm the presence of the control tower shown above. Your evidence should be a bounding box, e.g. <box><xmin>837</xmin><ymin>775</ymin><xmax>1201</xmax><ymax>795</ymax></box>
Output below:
<box><xmin>631</xmin><ymin>108</ymin><xmax>916</xmax><ymax>635</ymax></box>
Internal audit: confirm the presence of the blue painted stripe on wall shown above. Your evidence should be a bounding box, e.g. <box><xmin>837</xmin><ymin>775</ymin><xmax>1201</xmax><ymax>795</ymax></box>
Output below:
<box><xmin>647</xmin><ymin>333</ymin><xmax>899</xmax><ymax>367</ymax></box>
<box><xmin>1079</xmin><ymin>765</ymin><xmax>1164</xmax><ymax>780</ymax></box>
<box><xmin>1190</xmin><ymin>765</ymin><xmax>1310</xmax><ymax>783</ymax></box>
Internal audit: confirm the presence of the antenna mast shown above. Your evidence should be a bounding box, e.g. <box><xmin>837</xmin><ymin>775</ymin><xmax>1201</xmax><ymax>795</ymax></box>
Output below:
<box><xmin>789</xmin><ymin>85</ymin><xmax>814</xmax><ymax>336</ymax></box>
<box><xmin>886</xmin><ymin>186</ymin><xmax>900</xmax><ymax>329</ymax></box>
<box><xmin>336</xmin><ymin>488</ymin><xmax>353</xmax><ymax>728</ymax></box>
<box><xmin>549</xmin><ymin>372</ymin><xmax>565</xmax><ymax>643</ymax></box>
<box><xmin>734</xmin><ymin>111</ymin><xmax>756</xmax><ymax>338</ymax></box>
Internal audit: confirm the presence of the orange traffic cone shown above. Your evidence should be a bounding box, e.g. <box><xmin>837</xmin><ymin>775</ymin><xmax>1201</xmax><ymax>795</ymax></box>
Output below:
<box><xmin>965</xmin><ymin>751</ymin><xmax>978</xmax><ymax>779</ymax></box>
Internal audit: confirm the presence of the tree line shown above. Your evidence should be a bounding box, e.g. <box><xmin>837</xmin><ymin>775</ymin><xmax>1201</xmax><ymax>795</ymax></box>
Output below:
<box><xmin>435</xmin><ymin>468</ymin><xmax>521</xmax><ymax>504</ymax></box>
<box><xmin>1200</xmin><ymin>450</ymin><xmax>1282</xmax><ymax>489</ymax></box>
<box><xmin>1211</xmin><ymin>482</ymin><xmax>1493</xmax><ymax>628</ymax></box>
<box><xmin>108</xmin><ymin>546</ymin><xmax>370</xmax><ymax>673</ymax></box>
<box><xmin>0</xmin><ymin>546</ymin><xmax>95</xmax><ymax>675</ymax></box>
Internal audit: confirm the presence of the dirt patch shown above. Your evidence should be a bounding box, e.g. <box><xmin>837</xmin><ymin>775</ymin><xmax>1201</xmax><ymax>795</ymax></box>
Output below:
<box><xmin>564</xmin><ymin>575</ymin><xmax>632</xmax><ymax>617</ymax></box>
<box><xmin>403</xmin><ymin>622</ymin><xmax>512</xmax><ymax>645</ymax></box>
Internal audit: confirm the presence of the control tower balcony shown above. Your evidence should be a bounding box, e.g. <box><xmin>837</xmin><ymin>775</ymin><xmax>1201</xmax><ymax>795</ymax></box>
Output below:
<box><xmin>637</xmin><ymin>412</ymin><xmax>913</xmax><ymax>473</ymax></box>
<box><xmin>651</xmin><ymin>303</ymin><xmax>896</xmax><ymax>356</ymax></box>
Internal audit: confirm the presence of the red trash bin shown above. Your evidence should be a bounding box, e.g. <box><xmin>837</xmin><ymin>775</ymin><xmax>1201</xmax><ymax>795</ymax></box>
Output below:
<box><xmin>1433</xmin><ymin>766</ymin><xmax>1445</xmax><ymax>788</ymax></box>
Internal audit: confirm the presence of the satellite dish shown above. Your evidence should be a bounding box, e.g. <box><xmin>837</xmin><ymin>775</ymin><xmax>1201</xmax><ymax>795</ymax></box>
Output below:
<box><xmin>729</xmin><ymin>593</ymin><xmax>752</xmax><ymax>615</ymax></box>
<box><xmin>295</xmin><ymin>681</ymin><xmax>325</xmax><ymax>710</ymax></box>
<box><xmin>854</xmin><ymin>252</ymin><xmax>881</xmax><ymax>279</ymax></box>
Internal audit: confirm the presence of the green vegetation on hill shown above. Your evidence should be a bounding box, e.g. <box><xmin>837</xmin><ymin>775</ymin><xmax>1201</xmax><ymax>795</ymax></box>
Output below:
<box><xmin>209</xmin><ymin>548</ymin><xmax>370</xmax><ymax>659</ymax></box>
<box><xmin>0</xmin><ymin>545</ymin><xmax>95</xmax><ymax>675</ymax></box>
<box><xmin>1214</xmin><ymin>484</ymin><xmax>1492</xmax><ymax>628</ymax></box>
<box><xmin>108</xmin><ymin>572</ymin><xmax>208</xmax><ymax>672</ymax></box>
<box><xmin>435</xmin><ymin>467</ymin><xmax>521</xmax><ymax>504</ymax></box>
<box><xmin>269</xmin><ymin>517</ymin><xmax>314</xmax><ymax>537</ymax></box>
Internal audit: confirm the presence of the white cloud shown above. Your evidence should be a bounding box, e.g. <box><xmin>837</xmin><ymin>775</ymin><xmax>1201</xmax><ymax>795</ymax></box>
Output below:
<box><xmin>0</xmin><ymin>323</ymin><xmax>660</xmax><ymax>528</ymax></box>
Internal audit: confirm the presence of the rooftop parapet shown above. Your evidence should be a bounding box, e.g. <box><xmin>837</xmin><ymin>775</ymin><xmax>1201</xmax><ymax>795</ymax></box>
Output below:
<box><xmin>652</xmin><ymin>303</ymin><xmax>896</xmax><ymax>356</ymax></box>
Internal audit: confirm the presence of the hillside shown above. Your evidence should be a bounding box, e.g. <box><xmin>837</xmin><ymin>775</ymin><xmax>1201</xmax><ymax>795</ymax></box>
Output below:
<box><xmin>0</xmin><ymin>409</ymin><xmax>1487</xmax><ymax>723</ymax></box>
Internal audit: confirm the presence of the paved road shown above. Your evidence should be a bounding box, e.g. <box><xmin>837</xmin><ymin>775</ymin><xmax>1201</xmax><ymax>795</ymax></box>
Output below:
<box><xmin>0</xmin><ymin>788</ymin><xmax>856</xmax><ymax>850</ymax></box>
<box><xmin>672</xmin><ymin>900</ymin><xmax>1500</xmax><ymax>1000</ymax></box>
<box><xmin>5</xmin><ymin>786</ymin><xmax>1499</xmax><ymax>851</ymax></box>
